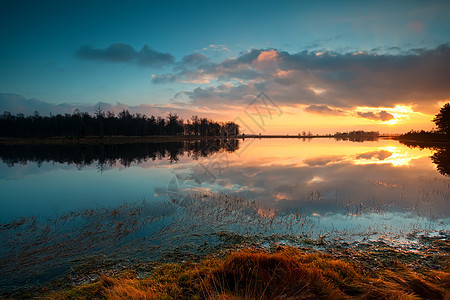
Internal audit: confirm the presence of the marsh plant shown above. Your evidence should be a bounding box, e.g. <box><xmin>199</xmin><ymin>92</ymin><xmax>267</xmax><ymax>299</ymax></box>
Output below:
<box><xmin>1</xmin><ymin>189</ymin><xmax>448</xmax><ymax>295</ymax></box>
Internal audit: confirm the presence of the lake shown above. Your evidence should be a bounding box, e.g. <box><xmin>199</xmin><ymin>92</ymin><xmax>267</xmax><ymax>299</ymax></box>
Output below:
<box><xmin>0</xmin><ymin>138</ymin><xmax>449</xmax><ymax>291</ymax></box>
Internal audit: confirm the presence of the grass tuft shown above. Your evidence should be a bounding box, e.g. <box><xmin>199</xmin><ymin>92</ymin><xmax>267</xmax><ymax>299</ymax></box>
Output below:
<box><xmin>44</xmin><ymin>247</ymin><xmax>450</xmax><ymax>299</ymax></box>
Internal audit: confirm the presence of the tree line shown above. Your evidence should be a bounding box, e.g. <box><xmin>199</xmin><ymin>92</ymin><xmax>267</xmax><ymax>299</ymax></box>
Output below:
<box><xmin>0</xmin><ymin>109</ymin><xmax>240</xmax><ymax>138</ymax></box>
<box><xmin>334</xmin><ymin>131</ymin><xmax>379</xmax><ymax>142</ymax></box>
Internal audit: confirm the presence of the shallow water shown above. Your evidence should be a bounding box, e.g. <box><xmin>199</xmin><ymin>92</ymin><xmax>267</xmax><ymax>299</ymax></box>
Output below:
<box><xmin>0</xmin><ymin>138</ymin><xmax>449</xmax><ymax>291</ymax></box>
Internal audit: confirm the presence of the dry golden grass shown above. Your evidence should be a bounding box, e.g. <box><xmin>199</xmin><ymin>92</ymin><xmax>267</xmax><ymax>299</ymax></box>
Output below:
<box><xmin>45</xmin><ymin>246</ymin><xmax>449</xmax><ymax>300</ymax></box>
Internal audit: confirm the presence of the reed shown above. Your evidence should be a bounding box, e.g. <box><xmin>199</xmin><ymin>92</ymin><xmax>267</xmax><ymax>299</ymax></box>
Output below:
<box><xmin>47</xmin><ymin>246</ymin><xmax>449</xmax><ymax>299</ymax></box>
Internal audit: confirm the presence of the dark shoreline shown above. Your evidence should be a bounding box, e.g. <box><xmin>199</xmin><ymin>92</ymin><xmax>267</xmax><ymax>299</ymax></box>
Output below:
<box><xmin>393</xmin><ymin>135</ymin><xmax>450</xmax><ymax>147</ymax></box>
<box><xmin>0</xmin><ymin>135</ymin><xmax>389</xmax><ymax>145</ymax></box>
<box><xmin>394</xmin><ymin>138</ymin><xmax>450</xmax><ymax>146</ymax></box>
<box><xmin>0</xmin><ymin>136</ymin><xmax>242</xmax><ymax>145</ymax></box>
<box><xmin>1</xmin><ymin>134</ymin><xmax>449</xmax><ymax>146</ymax></box>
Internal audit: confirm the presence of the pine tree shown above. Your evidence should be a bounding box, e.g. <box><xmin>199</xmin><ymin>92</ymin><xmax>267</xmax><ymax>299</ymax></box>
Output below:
<box><xmin>433</xmin><ymin>103</ymin><xmax>450</xmax><ymax>134</ymax></box>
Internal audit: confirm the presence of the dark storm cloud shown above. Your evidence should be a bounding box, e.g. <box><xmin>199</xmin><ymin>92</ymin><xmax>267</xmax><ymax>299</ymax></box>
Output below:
<box><xmin>77</xmin><ymin>43</ymin><xmax>174</xmax><ymax>67</ymax></box>
<box><xmin>304</xmin><ymin>105</ymin><xmax>346</xmax><ymax>116</ymax></box>
<box><xmin>275</xmin><ymin>44</ymin><xmax>450</xmax><ymax>108</ymax></box>
<box><xmin>158</xmin><ymin>44</ymin><xmax>450</xmax><ymax>112</ymax></box>
<box><xmin>357</xmin><ymin>111</ymin><xmax>394</xmax><ymax>121</ymax></box>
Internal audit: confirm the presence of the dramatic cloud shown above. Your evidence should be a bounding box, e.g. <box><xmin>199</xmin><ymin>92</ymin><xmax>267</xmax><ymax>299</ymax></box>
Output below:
<box><xmin>154</xmin><ymin>44</ymin><xmax>450</xmax><ymax>114</ymax></box>
<box><xmin>304</xmin><ymin>105</ymin><xmax>346</xmax><ymax>116</ymax></box>
<box><xmin>77</xmin><ymin>43</ymin><xmax>174</xmax><ymax>67</ymax></box>
<box><xmin>355</xmin><ymin>150</ymin><xmax>393</xmax><ymax>160</ymax></box>
<box><xmin>357</xmin><ymin>110</ymin><xmax>394</xmax><ymax>121</ymax></box>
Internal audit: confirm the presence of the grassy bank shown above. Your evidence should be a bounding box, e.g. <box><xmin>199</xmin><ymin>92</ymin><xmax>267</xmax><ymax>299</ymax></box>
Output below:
<box><xmin>27</xmin><ymin>244</ymin><xmax>450</xmax><ymax>299</ymax></box>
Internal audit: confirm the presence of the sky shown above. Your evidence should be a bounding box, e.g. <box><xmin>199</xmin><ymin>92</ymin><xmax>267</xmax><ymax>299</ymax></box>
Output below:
<box><xmin>1</xmin><ymin>0</ymin><xmax>449</xmax><ymax>134</ymax></box>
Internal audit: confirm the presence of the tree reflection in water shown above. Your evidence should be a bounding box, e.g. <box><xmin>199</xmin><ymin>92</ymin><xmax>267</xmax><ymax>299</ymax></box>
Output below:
<box><xmin>431</xmin><ymin>147</ymin><xmax>450</xmax><ymax>176</ymax></box>
<box><xmin>399</xmin><ymin>140</ymin><xmax>450</xmax><ymax>176</ymax></box>
<box><xmin>0</xmin><ymin>139</ymin><xmax>240</xmax><ymax>169</ymax></box>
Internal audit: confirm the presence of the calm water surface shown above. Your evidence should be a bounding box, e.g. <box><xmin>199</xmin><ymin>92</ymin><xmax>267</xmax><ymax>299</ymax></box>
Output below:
<box><xmin>0</xmin><ymin>138</ymin><xmax>448</xmax><ymax>291</ymax></box>
<box><xmin>1</xmin><ymin>138</ymin><xmax>448</xmax><ymax>223</ymax></box>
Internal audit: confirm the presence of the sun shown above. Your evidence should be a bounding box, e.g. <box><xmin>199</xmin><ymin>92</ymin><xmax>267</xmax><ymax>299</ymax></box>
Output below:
<box><xmin>382</xmin><ymin>105</ymin><xmax>415</xmax><ymax>125</ymax></box>
<box><xmin>385</xmin><ymin>118</ymin><xmax>398</xmax><ymax>125</ymax></box>
<box><xmin>355</xmin><ymin>105</ymin><xmax>416</xmax><ymax>125</ymax></box>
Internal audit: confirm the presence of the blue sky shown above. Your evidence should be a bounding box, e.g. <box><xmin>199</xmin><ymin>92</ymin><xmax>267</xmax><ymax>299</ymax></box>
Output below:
<box><xmin>1</xmin><ymin>0</ymin><xmax>449</xmax><ymax>133</ymax></box>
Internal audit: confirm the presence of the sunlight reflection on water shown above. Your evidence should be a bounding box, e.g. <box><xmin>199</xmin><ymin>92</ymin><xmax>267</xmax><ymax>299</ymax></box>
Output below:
<box><xmin>0</xmin><ymin>138</ymin><xmax>448</xmax><ymax>291</ymax></box>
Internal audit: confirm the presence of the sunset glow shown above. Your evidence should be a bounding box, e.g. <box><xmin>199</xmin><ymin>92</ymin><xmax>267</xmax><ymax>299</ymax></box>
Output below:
<box><xmin>0</xmin><ymin>1</ymin><xmax>448</xmax><ymax>135</ymax></box>
<box><xmin>234</xmin><ymin>139</ymin><xmax>435</xmax><ymax>169</ymax></box>
<box><xmin>1</xmin><ymin>2</ymin><xmax>449</xmax><ymax>297</ymax></box>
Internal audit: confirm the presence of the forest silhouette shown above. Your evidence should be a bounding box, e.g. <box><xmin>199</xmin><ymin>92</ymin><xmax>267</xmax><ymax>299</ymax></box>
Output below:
<box><xmin>0</xmin><ymin>109</ymin><xmax>239</xmax><ymax>138</ymax></box>
<box><xmin>2</xmin><ymin>104</ymin><xmax>450</xmax><ymax>175</ymax></box>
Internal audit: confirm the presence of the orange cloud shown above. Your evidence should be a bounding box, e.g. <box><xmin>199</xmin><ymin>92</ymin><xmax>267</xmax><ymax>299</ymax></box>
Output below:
<box><xmin>256</xmin><ymin>49</ymin><xmax>278</xmax><ymax>62</ymax></box>
<box><xmin>275</xmin><ymin>70</ymin><xmax>295</xmax><ymax>78</ymax></box>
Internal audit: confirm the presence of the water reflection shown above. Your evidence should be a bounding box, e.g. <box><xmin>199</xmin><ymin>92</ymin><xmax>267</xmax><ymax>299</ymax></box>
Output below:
<box><xmin>0</xmin><ymin>139</ymin><xmax>240</xmax><ymax>168</ymax></box>
<box><xmin>2</xmin><ymin>139</ymin><xmax>446</xmax><ymax>174</ymax></box>
<box><xmin>397</xmin><ymin>140</ymin><xmax>450</xmax><ymax>176</ymax></box>
<box><xmin>432</xmin><ymin>147</ymin><xmax>450</xmax><ymax>176</ymax></box>
<box><xmin>0</xmin><ymin>139</ymin><xmax>447</xmax><ymax>220</ymax></box>
<box><xmin>0</xmin><ymin>138</ymin><xmax>449</xmax><ymax>293</ymax></box>
<box><xmin>161</xmin><ymin>139</ymin><xmax>450</xmax><ymax>225</ymax></box>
